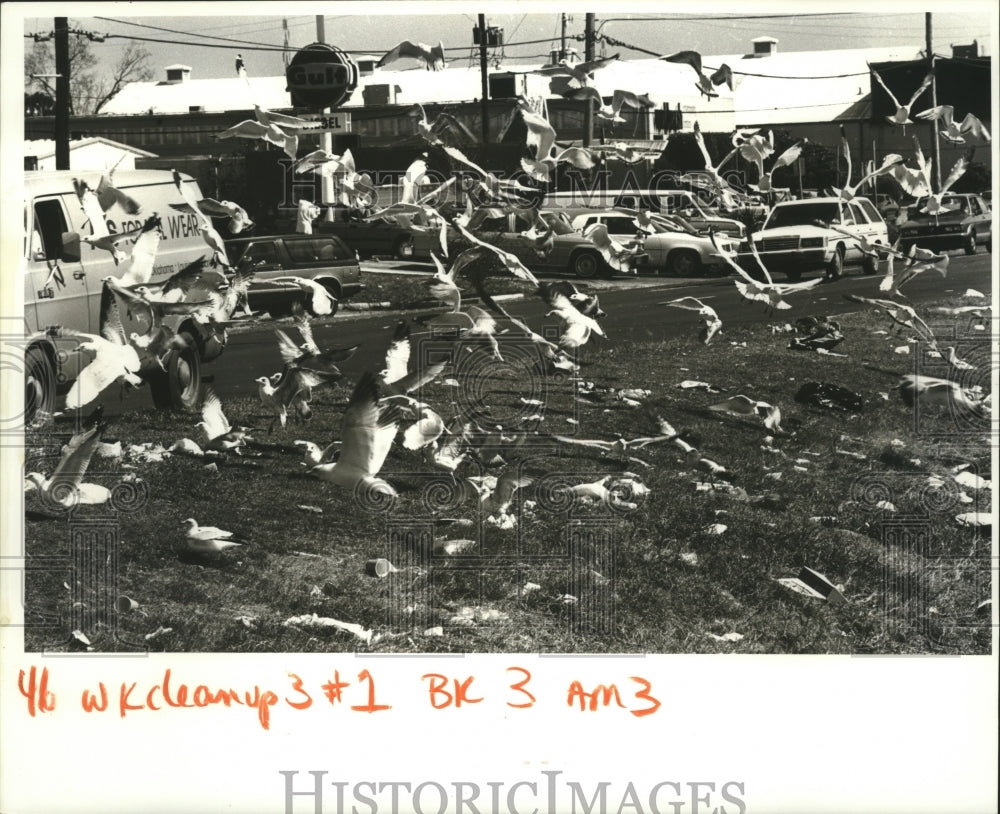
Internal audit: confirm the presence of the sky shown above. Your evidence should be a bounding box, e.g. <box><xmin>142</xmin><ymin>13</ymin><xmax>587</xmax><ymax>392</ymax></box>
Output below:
<box><xmin>19</xmin><ymin>2</ymin><xmax>996</xmax><ymax>87</ymax></box>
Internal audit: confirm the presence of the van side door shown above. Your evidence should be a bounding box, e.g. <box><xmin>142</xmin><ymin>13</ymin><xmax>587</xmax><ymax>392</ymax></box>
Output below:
<box><xmin>26</xmin><ymin>196</ymin><xmax>90</xmax><ymax>333</ymax></box>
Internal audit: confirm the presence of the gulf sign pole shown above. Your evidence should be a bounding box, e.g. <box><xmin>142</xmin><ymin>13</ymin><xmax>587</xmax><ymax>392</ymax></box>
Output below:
<box><xmin>285</xmin><ymin>32</ymin><xmax>359</xmax><ymax>213</ymax></box>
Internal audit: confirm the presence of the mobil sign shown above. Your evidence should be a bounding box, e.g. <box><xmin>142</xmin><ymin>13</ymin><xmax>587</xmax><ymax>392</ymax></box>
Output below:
<box><xmin>286</xmin><ymin>42</ymin><xmax>359</xmax><ymax>109</ymax></box>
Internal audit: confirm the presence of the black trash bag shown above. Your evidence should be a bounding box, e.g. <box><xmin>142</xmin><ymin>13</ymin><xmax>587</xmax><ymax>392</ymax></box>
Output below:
<box><xmin>794</xmin><ymin>381</ymin><xmax>864</xmax><ymax>412</ymax></box>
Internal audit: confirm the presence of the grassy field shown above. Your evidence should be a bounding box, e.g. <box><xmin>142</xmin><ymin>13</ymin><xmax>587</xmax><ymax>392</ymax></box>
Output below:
<box><xmin>22</xmin><ymin>291</ymin><xmax>993</xmax><ymax>654</ymax></box>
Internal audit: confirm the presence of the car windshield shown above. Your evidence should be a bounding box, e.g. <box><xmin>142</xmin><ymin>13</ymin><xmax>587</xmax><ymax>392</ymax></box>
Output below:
<box><xmin>765</xmin><ymin>201</ymin><xmax>842</xmax><ymax>229</ymax></box>
<box><xmin>912</xmin><ymin>196</ymin><xmax>968</xmax><ymax>215</ymax></box>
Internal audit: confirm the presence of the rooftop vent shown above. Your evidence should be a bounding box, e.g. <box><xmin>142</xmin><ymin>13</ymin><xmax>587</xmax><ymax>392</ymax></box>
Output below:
<box><xmin>164</xmin><ymin>65</ymin><xmax>192</xmax><ymax>84</ymax></box>
<box><xmin>750</xmin><ymin>37</ymin><xmax>778</xmax><ymax>58</ymax></box>
<box><xmin>952</xmin><ymin>40</ymin><xmax>979</xmax><ymax>59</ymax></box>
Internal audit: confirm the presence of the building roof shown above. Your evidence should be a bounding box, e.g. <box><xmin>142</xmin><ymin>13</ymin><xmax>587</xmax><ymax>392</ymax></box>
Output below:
<box><xmin>98</xmin><ymin>42</ymin><xmax>934</xmax><ymax>128</ymax></box>
<box><xmin>23</xmin><ymin>137</ymin><xmax>157</xmax><ymax>159</ymax></box>
<box><xmin>702</xmin><ymin>44</ymin><xmax>926</xmax><ymax>125</ymax></box>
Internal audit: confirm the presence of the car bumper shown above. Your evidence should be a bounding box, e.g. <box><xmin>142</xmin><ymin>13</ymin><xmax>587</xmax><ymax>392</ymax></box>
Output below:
<box><xmin>898</xmin><ymin>231</ymin><xmax>968</xmax><ymax>250</ymax></box>
<box><xmin>738</xmin><ymin>248</ymin><xmax>828</xmax><ymax>270</ymax></box>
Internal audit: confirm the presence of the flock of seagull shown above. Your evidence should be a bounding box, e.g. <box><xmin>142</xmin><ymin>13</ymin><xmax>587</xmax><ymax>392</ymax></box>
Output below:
<box><xmin>25</xmin><ymin>47</ymin><xmax>992</xmax><ymax>585</ymax></box>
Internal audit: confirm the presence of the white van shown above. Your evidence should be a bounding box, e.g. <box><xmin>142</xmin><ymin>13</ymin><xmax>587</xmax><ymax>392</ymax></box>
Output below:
<box><xmin>23</xmin><ymin>169</ymin><xmax>226</xmax><ymax>420</ymax></box>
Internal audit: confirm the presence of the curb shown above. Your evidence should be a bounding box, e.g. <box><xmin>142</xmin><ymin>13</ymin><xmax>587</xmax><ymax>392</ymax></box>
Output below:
<box><xmin>344</xmin><ymin>301</ymin><xmax>393</xmax><ymax>311</ymax></box>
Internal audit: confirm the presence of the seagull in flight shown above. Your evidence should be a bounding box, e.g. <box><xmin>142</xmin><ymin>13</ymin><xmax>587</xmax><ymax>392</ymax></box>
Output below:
<box><xmin>916</xmin><ymin>105</ymin><xmax>991</xmax><ymax>147</ymax></box>
<box><xmin>378</xmin><ymin>40</ymin><xmax>446</xmax><ymax>71</ymax></box>
<box><xmin>870</xmin><ymin>67</ymin><xmax>932</xmax><ymax>130</ymax></box>
<box><xmin>711</xmin><ymin>233</ymin><xmax>821</xmax><ymax>312</ymax></box>
<box><xmin>72</xmin><ymin>179</ymin><xmax>146</xmax><ymax>265</ymax></box>
<box><xmin>198</xmin><ymin>387</ymin><xmax>251</xmax><ymax>453</ymax></box>
<box><xmin>709</xmin><ymin>395</ymin><xmax>784</xmax><ymax>434</ymax></box>
<box><xmin>660</xmin><ymin>50</ymin><xmax>733</xmax><ymax>99</ymax></box>
<box><xmin>662</xmin><ymin>296</ymin><xmax>722</xmax><ymax>344</ymax></box>
<box><xmin>530</xmin><ymin>53</ymin><xmax>620</xmax><ymax>87</ymax></box>
<box><xmin>47</xmin><ymin>314</ymin><xmax>142</xmax><ymax>411</ymax></box>
<box><xmin>24</xmin><ymin>421</ymin><xmax>112</xmax><ymax>508</ymax></box>
<box><xmin>309</xmin><ymin>371</ymin><xmax>403</xmax><ymax>498</ymax></box>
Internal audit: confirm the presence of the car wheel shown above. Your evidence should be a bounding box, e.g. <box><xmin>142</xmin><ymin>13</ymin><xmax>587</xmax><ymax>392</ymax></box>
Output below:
<box><xmin>667</xmin><ymin>249</ymin><xmax>701</xmax><ymax>277</ymax></box>
<box><xmin>825</xmin><ymin>245</ymin><xmax>844</xmax><ymax>280</ymax></box>
<box><xmin>394</xmin><ymin>236</ymin><xmax>414</xmax><ymax>260</ymax></box>
<box><xmin>148</xmin><ymin>330</ymin><xmax>202</xmax><ymax>411</ymax></box>
<box><xmin>964</xmin><ymin>230</ymin><xmax>977</xmax><ymax>256</ymax></box>
<box><xmin>24</xmin><ymin>344</ymin><xmax>56</xmax><ymax>426</ymax></box>
<box><xmin>862</xmin><ymin>252</ymin><xmax>879</xmax><ymax>275</ymax></box>
<box><xmin>571</xmin><ymin>250</ymin><xmax>602</xmax><ymax>279</ymax></box>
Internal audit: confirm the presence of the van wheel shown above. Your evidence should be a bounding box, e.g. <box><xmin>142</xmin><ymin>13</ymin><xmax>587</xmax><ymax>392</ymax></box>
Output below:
<box><xmin>394</xmin><ymin>236</ymin><xmax>414</xmax><ymax>260</ymax></box>
<box><xmin>964</xmin><ymin>230</ymin><xmax>977</xmax><ymax>256</ymax></box>
<box><xmin>25</xmin><ymin>345</ymin><xmax>56</xmax><ymax>426</ymax></box>
<box><xmin>825</xmin><ymin>246</ymin><xmax>844</xmax><ymax>280</ymax></box>
<box><xmin>862</xmin><ymin>252</ymin><xmax>879</xmax><ymax>275</ymax></box>
<box><xmin>149</xmin><ymin>331</ymin><xmax>202</xmax><ymax>411</ymax></box>
<box><xmin>571</xmin><ymin>250</ymin><xmax>602</xmax><ymax>279</ymax></box>
<box><xmin>667</xmin><ymin>249</ymin><xmax>701</xmax><ymax>277</ymax></box>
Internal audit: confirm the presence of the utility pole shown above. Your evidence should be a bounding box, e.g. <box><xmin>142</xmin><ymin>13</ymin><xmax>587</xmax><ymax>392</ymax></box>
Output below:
<box><xmin>583</xmin><ymin>13</ymin><xmax>595</xmax><ymax>147</ymax></box>
<box><xmin>925</xmin><ymin>13</ymin><xmax>942</xmax><ymax>189</ymax></box>
<box><xmin>54</xmin><ymin>17</ymin><xmax>70</xmax><ymax>170</ymax></box>
<box><xmin>478</xmin><ymin>14</ymin><xmax>490</xmax><ymax>144</ymax></box>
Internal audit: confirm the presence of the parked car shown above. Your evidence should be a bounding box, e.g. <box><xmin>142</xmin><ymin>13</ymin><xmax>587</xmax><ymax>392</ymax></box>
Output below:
<box><xmin>566</xmin><ymin>210</ymin><xmax>736</xmax><ymax>276</ymax></box>
<box><xmin>544</xmin><ymin>188</ymin><xmax>746</xmax><ymax>238</ymax></box>
<box><xmin>226</xmin><ymin>234</ymin><xmax>363</xmax><ymax>316</ymax></box>
<box><xmin>897</xmin><ymin>193</ymin><xmax>993</xmax><ymax>255</ymax></box>
<box><xmin>414</xmin><ymin>208</ymin><xmax>644</xmax><ymax>278</ymax></box>
<box><xmin>738</xmin><ymin>196</ymin><xmax>888</xmax><ymax>281</ymax></box>
<box><xmin>23</xmin><ymin>169</ymin><xmax>226</xmax><ymax>417</ymax></box>
<box><xmin>315</xmin><ymin>214</ymin><xmax>420</xmax><ymax>260</ymax></box>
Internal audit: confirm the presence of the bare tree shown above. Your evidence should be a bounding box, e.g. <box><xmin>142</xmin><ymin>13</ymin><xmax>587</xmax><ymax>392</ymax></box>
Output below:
<box><xmin>24</xmin><ymin>28</ymin><xmax>153</xmax><ymax>116</ymax></box>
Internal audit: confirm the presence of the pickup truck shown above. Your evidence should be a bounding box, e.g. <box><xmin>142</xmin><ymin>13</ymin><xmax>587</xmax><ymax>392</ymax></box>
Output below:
<box><xmin>226</xmin><ymin>234</ymin><xmax>363</xmax><ymax>316</ymax></box>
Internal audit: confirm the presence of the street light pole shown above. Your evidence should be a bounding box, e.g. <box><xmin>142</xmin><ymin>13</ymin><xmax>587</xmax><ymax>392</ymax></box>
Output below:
<box><xmin>54</xmin><ymin>17</ymin><xmax>70</xmax><ymax>170</ymax></box>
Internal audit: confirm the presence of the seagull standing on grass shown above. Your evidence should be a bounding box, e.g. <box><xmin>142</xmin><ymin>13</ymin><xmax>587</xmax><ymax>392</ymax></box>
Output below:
<box><xmin>182</xmin><ymin>518</ymin><xmax>244</xmax><ymax>554</ymax></box>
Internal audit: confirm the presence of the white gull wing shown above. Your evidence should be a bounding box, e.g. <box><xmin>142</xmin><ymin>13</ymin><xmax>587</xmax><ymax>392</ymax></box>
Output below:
<box><xmin>381</xmin><ymin>322</ymin><xmax>411</xmax><ymax>385</ymax></box>
<box><xmin>200</xmin><ymin>387</ymin><xmax>232</xmax><ymax>440</ymax></box>
<box><xmin>337</xmin><ymin>372</ymin><xmax>400</xmax><ymax>478</ymax></box>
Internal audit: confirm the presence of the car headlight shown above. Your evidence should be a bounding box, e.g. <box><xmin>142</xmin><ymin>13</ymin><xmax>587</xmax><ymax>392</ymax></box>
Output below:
<box><xmin>800</xmin><ymin>237</ymin><xmax>825</xmax><ymax>248</ymax></box>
